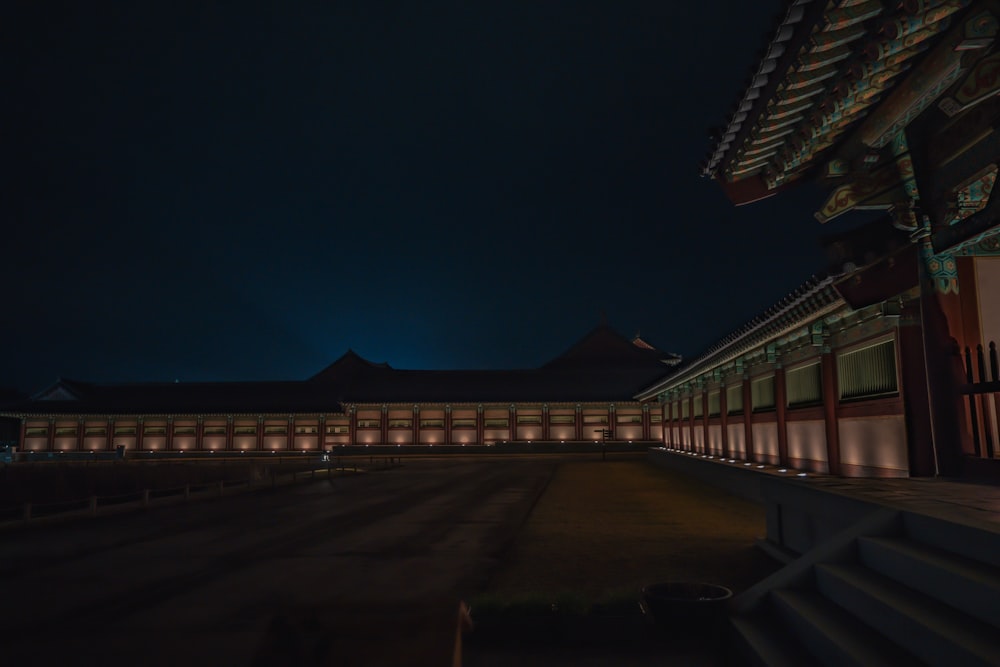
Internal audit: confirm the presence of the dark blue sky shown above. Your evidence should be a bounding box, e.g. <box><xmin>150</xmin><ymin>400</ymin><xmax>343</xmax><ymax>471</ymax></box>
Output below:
<box><xmin>7</xmin><ymin>1</ymin><xmax>836</xmax><ymax>392</ymax></box>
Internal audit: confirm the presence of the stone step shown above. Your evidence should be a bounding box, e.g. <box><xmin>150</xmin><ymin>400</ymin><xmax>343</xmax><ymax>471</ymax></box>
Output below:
<box><xmin>858</xmin><ymin>535</ymin><xmax>1000</xmax><ymax>629</ymax></box>
<box><xmin>903</xmin><ymin>512</ymin><xmax>1000</xmax><ymax>569</ymax></box>
<box><xmin>770</xmin><ymin>588</ymin><xmax>917</xmax><ymax>667</ymax></box>
<box><xmin>730</xmin><ymin>611</ymin><xmax>813</xmax><ymax>667</ymax></box>
<box><xmin>816</xmin><ymin>562</ymin><xmax>1000</xmax><ymax>666</ymax></box>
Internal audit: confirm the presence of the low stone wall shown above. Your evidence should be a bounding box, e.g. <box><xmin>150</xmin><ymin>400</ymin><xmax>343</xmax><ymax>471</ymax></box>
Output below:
<box><xmin>647</xmin><ymin>448</ymin><xmax>881</xmax><ymax>557</ymax></box>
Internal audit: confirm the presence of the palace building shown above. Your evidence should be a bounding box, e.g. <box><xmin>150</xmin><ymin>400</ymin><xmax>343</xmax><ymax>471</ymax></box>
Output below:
<box><xmin>4</xmin><ymin>1</ymin><xmax>998</xmax><ymax>482</ymax></box>
<box><xmin>0</xmin><ymin>325</ymin><xmax>680</xmax><ymax>453</ymax></box>
<box><xmin>654</xmin><ymin>0</ymin><xmax>1000</xmax><ymax>479</ymax></box>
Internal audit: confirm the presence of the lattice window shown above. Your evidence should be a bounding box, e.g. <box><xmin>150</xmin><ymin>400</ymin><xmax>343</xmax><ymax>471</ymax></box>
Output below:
<box><xmin>786</xmin><ymin>363</ymin><xmax>822</xmax><ymax>407</ymax></box>
<box><xmin>727</xmin><ymin>384</ymin><xmax>743</xmax><ymax>415</ymax></box>
<box><xmin>752</xmin><ymin>376</ymin><xmax>775</xmax><ymax>411</ymax></box>
<box><xmin>708</xmin><ymin>391</ymin><xmax>721</xmax><ymax>417</ymax></box>
<box><xmin>838</xmin><ymin>339</ymin><xmax>898</xmax><ymax>401</ymax></box>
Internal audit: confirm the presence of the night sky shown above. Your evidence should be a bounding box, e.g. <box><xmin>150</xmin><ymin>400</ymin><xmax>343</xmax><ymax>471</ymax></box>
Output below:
<box><xmin>8</xmin><ymin>1</ymin><xmax>839</xmax><ymax>393</ymax></box>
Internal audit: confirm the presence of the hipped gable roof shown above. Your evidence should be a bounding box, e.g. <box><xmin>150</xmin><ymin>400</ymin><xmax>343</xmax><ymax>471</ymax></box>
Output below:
<box><xmin>4</xmin><ymin>325</ymin><xmax>680</xmax><ymax>415</ymax></box>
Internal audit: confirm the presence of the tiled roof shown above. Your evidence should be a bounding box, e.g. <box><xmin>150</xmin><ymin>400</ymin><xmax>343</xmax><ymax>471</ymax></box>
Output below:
<box><xmin>635</xmin><ymin>275</ymin><xmax>844</xmax><ymax>398</ymax></box>
<box><xmin>3</xmin><ymin>325</ymin><xmax>678</xmax><ymax>415</ymax></box>
<box><xmin>702</xmin><ymin>0</ymin><xmax>980</xmax><ymax>204</ymax></box>
<box><xmin>9</xmin><ymin>379</ymin><xmax>343</xmax><ymax>415</ymax></box>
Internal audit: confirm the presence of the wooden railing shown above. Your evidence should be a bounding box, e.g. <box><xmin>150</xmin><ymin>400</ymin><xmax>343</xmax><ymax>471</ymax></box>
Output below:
<box><xmin>962</xmin><ymin>341</ymin><xmax>1000</xmax><ymax>459</ymax></box>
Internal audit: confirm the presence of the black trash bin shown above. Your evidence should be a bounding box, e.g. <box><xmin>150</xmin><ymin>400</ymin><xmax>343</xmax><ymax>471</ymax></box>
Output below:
<box><xmin>640</xmin><ymin>582</ymin><xmax>732</xmax><ymax>638</ymax></box>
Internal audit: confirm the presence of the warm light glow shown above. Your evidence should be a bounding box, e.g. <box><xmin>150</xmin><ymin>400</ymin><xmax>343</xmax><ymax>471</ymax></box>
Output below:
<box><xmin>778</xmin><ymin>468</ymin><xmax>788</xmax><ymax>473</ymax></box>
<box><xmin>756</xmin><ymin>465</ymin><xmax>765</xmax><ymax>469</ymax></box>
<box><xmin>797</xmin><ymin>472</ymin><xmax>808</xmax><ymax>477</ymax></box>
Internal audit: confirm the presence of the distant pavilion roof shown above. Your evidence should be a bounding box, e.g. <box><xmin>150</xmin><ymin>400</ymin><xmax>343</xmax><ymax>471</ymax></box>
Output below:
<box><xmin>4</xmin><ymin>325</ymin><xmax>681</xmax><ymax>416</ymax></box>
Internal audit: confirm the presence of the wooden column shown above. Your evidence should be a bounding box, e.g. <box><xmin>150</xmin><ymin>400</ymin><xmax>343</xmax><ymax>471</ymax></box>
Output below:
<box><xmin>317</xmin><ymin>415</ymin><xmax>326</xmax><ymax>451</ymax></box>
<box><xmin>642</xmin><ymin>403</ymin><xmax>651</xmax><ymax>441</ymax></box>
<box><xmin>509</xmin><ymin>404</ymin><xmax>516</xmax><ymax>442</ymax></box>
<box><xmin>196</xmin><ymin>416</ymin><xmax>204</xmax><ymax>452</ymax></box>
<box><xmin>542</xmin><ymin>405</ymin><xmax>550</xmax><ymax>441</ymax></box>
<box><xmin>77</xmin><ymin>418</ymin><xmax>85</xmax><ymax>452</ymax></box>
<box><xmin>775</xmin><ymin>367</ymin><xmax>789</xmax><ymax>467</ymax></box>
<box><xmin>288</xmin><ymin>415</ymin><xmax>295</xmax><ymax>450</ymax></box>
<box><xmin>412</xmin><ymin>405</ymin><xmax>420</xmax><ymax>445</ymax></box>
<box><xmin>476</xmin><ymin>405</ymin><xmax>484</xmax><ymax>445</ymax></box>
<box><xmin>575</xmin><ymin>404</ymin><xmax>582</xmax><ymax>441</ymax></box>
<box><xmin>256</xmin><ymin>416</ymin><xmax>264</xmax><ymax>451</ymax></box>
<box><xmin>348</xmin><ymin>406</ymin><xmax>357</xmax><ymax>445</ymax></box>
<box><xmin>670</xmin><ymin>399</ymin><xmax>677</xmax><ymax>447</ymax></box>
<box><xmin>444</xmin><ymin>405</ymin><xmax>452</xmax><ymax>445</ymax></box>
<box><xmin>743</xmin><ymin>377</ymin><xmax>755</xmax><ymax>462</ymax></box>
<box><xmin>608</xmin><ymin>404</ymin><xmax>615</xmax><ymax>441</ymax></box>
<box><xmin>380</xmin><ymin>405</ymin><xmax>388</xmax><ymax>445</ymax></box>
<box><xmin>47</xmin><ymin>418</ymin><xmax>55</xmax><ymax>452</ymax></box>
<box><xmin>225</xmin><ymin>415</ymin><xmax>234</xmax><ymax>451</ymax></box>
<box><xmin>106</xmin><ymin>418</ymin><xmax>114</xmax><ymax>451</ymax></box>
<box><xmin>719</xmin><ymin>386</ymin><xmax>729</xmax><ymax>459</ymax></box>
<box><xmin>167</xmin><ymin>416</ymin><xmax>175</xmax><ymax>451</ymax></box>
<box><xmin>688</xmin><ymin>395</ymin><xmax>695</xmax><ymax>452</ymax></box>
<box><xmin>19</xmin><ymin>418</ymin><xmax>26</xmax><ymax>452</ymax></box>
<box><xmin>136</xmin><ymin>417</ymin><xmax>144</xmax><ymax>452</ymax></box>
<box><xmin>821</xmin><ymin>352</ymin><xmax>841</xmax><ymax>476</ymax></box>
<box><xmin>702</xmin><ymin>392</ymin><xmax>709</xmax><ymax>454</ymax></box>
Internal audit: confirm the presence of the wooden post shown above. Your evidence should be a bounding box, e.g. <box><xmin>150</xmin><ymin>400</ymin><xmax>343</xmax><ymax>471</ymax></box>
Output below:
<box><xmin>743</xmin><ymin>377</ymin><xmax>755</xmax><ymax>462</ymax></box>
<box><xmin>821</xmin><ymin>352</ymin><xmax>841</xmax><ymax>475</ymax></box>
<box><xmin>775</xmin><ymin>367</ymin><xmax>789</xmax><ymax>467</ymax></box>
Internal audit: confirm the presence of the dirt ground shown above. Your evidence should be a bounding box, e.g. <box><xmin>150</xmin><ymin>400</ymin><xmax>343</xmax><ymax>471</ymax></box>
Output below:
<box><xmin>481</xmin><ymin>456</ymin><xmax>779</xmax><ymax>603</ymax></box>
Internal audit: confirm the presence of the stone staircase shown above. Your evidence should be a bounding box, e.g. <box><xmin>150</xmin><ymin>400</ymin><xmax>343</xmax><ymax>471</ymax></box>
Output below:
<box><xmin>730</xmin><ymin>509</ymin><xmax>1000</xmax><ymax>666</ymax></box>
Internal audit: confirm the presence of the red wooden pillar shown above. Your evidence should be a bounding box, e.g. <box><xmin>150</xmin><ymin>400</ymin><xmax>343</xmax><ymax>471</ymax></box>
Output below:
<box><xmin>77</xmin><ymin>418</ymin><xmax>85</xmax><ymax>452</ymax></box>
<box><xmin>509</xmin><ymin>405</ymin><xmax>516</xmax><ymax>442</ymax></box>
<box><xmin>47</xmin><ymin>418</ymin><xmax>55</xmax><ymax>451</ymax></box>
<box><xmin>608</xmin><ymin>404</ymin><xmax>615</xmax><ymax>440</ymax></box>
<box><xmin>196</xmin><ymin>416</ymin><xmax>204</xmax><ymax>452</ymax></box>
<box><xmin>136</xmin><ymin>417</ymin><xmax>145</xmax><ymax>452</ymax></box>
<box><xmin>671</xmin><ymin>399</ymin><xmax>678</xmax><ymax>447</ymax></box>
<box><xmin>317</xmin><ymin>415</ymin><xmax>326</xmax><ymax>451</ymax></box>
<box><xmin>702</xmin><ymin>392</ymin><xmax>710</xmax><ymax>454</ymax></box>
<box><xmin>288</xmin><ymin>415</ymin><xmax>295</xmax><ymax>450</ymax></box>
<box><xmin>821</xmin><ymin>352</ymin><xmax>841</xmax><ymax>476</ymax></box>
<box><xmin>19</xmin><ymin>418</ymin><xmax>26</xmax><ymax>452</ymax></box>
<box><xmin>381</xmin><ymin>406</ymin><xmax>389</xmax><ymax>445</ymax></box>
<box><xmin>255</xmin><ymin>416</ymin><xmax>264</xmax><ymax>451</ymax></box>
<box><xmin>476</xmin><ymin>405</ymin><xmax>484</xmax><ymax>445</ymax></box>
<box><xmin>775</xmin><ymin>367</ymin><xmax>789</xmax><ymax>467</ymax></box>
<box><xmin>661</xmin><ymin>403</ymin><xmax>669</xmax><ymax>446</ymax></box>
<box><xmin>106</xmin><ymin>418</ymin><xmax>114</xmax><ymax>451</ymax></box>
<box><xmin>348</xmin><ymin>406</ymin><xmax>357</xmax><ymax>445</ymax></box>
<box><xmin>743</xmin><ymin>378</ymin><xmax>755</xmax><ymax>462</ymax></box>
<box><xmin>542</xmin><ymin>405</ymin><xmax>550</xmax><ymax>441</ymax></box>
<box><xmin>575</xmin><ymin>405</ymin><xmax>582</xmax><ymax>441</ymax></box>
<box><xmin>642</xmin><ymin>403</ymin><xmax>651</xmax><ymax>441</ymax></box>
<box><xmin>688</xmin><ymin>395</ymin><xmax>695</xmax><ymax>452</ymax></box>
<box><xmin>412</xmin><ymin>406</ymin><xmax>420</xmax><ymax>445</ymax></box>
<box><xmin>167</xmin><ymin>417</ymin><xmax>176</xmax><ymax>451</ymax></box>
<box><xmin>225</xmin><ymin>415</ymin><xmax>234</xmax><ymax>451</ymax></box>
<box><xmin>444</xmin><ymin>405</ymin><xmax>452</xmax><ymax>445</ymax></box>
<box><xmin>719</xmin><ymin>386</ymin><xmax>729</xmax><ymax>459</ymax></box>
